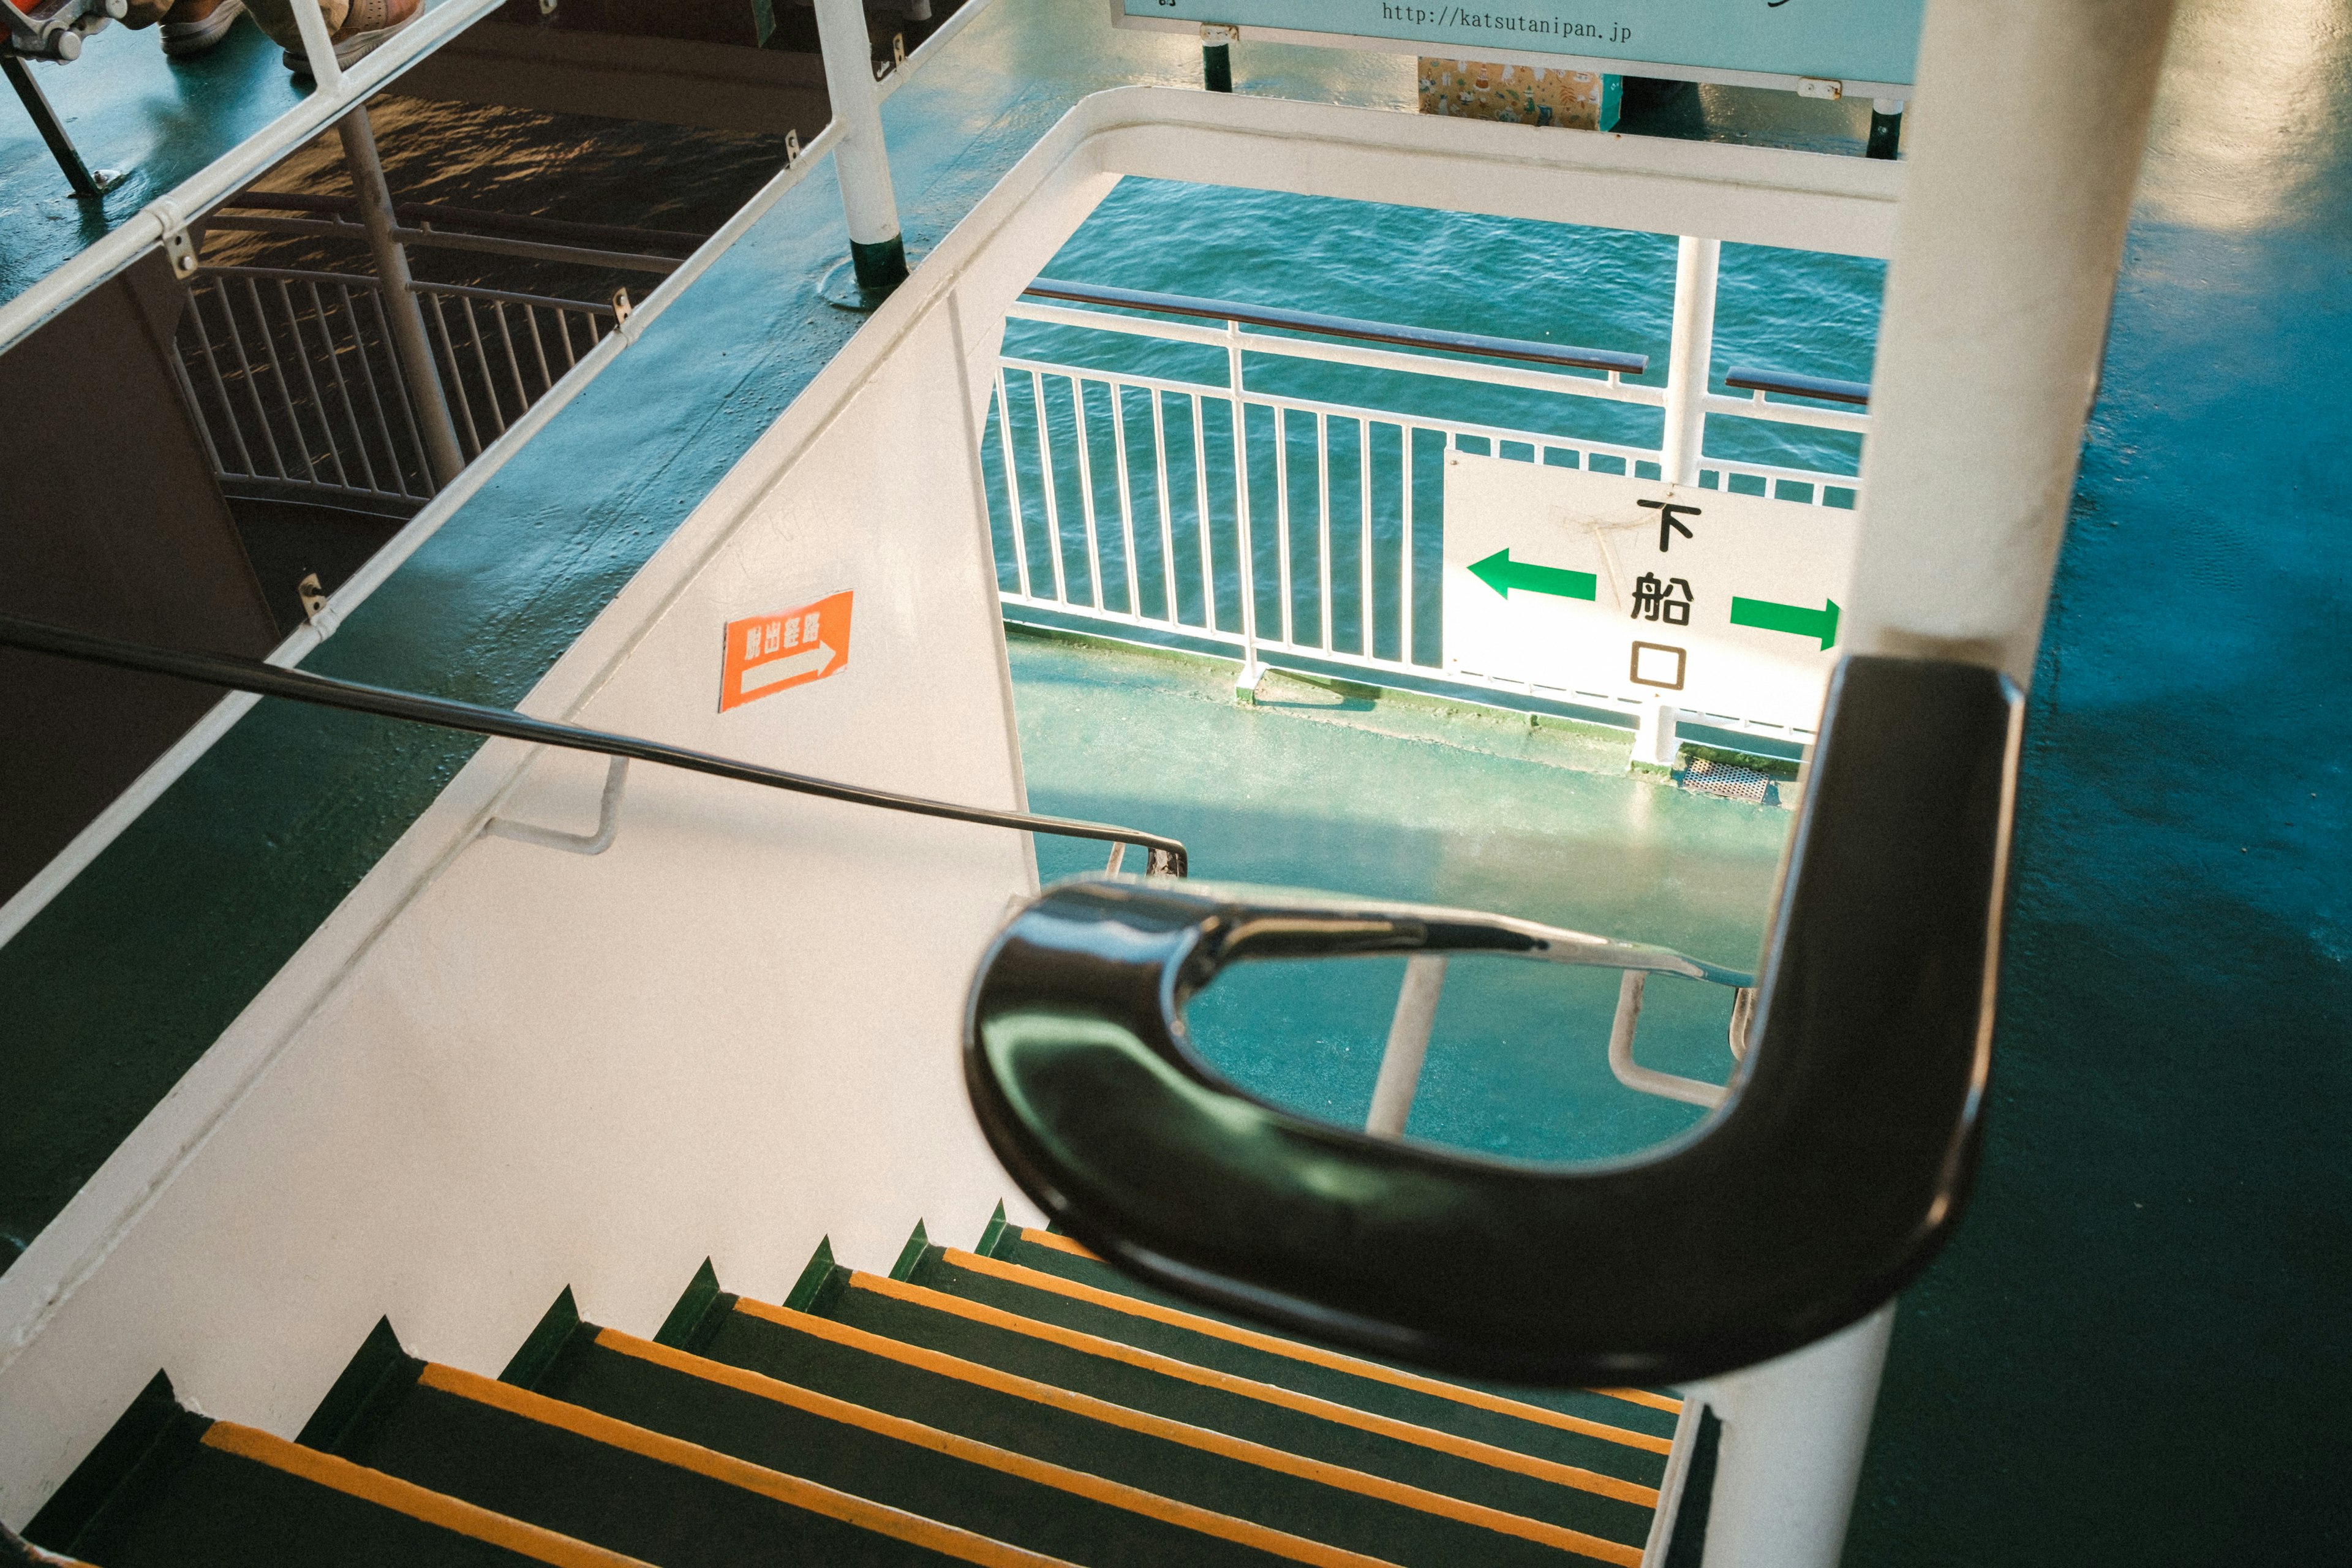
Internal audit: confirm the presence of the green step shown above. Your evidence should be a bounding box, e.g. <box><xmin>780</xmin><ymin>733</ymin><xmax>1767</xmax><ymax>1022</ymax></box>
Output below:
<box><xmin>702</xmin><ymin>1257</ymin><xmax>1649</xmax><ymax>1568</ymax></box>
<box><xmin>933</xmin><ymin>1236</ymin><xmax>1675</xmax><ymax>1479</ymax></box>
<box><xmin>26</xmin><ymin>1376</ymin><xmax>641</xmax><ymax>1568</ymax></box>
<box><xmin>986</xmin><ymin>1226</ymin><xmax>1683</xmax><ymax>1442</ymax></box>
<box><xmin>306</xmin><ymin>1321</ymin><xmax>1062</xmax><ymax>1568</ymax></box>
<box><xmin>510</xmin><ymin>1293</ymin><xmax>1349</xmax><ymax>1568</ymax></box>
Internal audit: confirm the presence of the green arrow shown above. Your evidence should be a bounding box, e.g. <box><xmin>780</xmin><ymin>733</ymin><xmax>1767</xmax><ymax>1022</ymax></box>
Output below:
<box><xmin>1730</xmin><ymin>595</ymin><xmax>1841</xmax><ymax>650</ymax></box>
<box><xmin>1469</xmin><ymin>548</ymin><xmax>1597</xmax><ymax>602</ymax></box>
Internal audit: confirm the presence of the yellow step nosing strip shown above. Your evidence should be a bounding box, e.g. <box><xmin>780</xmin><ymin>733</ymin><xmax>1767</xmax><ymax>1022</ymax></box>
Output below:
<box><xmin>594</xmin><ymin>1329</ymin><xmax>1400</xmax><ymax>1568</ymax></box>
<box><xmin>200</xmin><ymin>1422</ymin><xmax>655</xmax><ymax>1568</ymax></box>
<box><xmin>855</xmin><ymin>1270</ymin><xmax>1659</xmax><ymax>1508</ymax></box>
<box><xmin>1016</xmin><ymin>1231</ymin><xmax>1102</xmax><ymax>1261</ymax></box>
<box><xmin>734</xmin><ymin>1292</ymin><xmax>1645</xmax><ymax>1568</ymax></box>
<box><xmin>990</xmin><ymin>1240</ymin><xmax>1681</xmax><ymax>1445</ymax></box>
<box><xmin>1592</xmin><ymin>1387</ymin><xmax>1684</xmax><ymax>1414</ymax></box>
<box><xmin>414</xmin><ymin>1363</ymin><xmax>1073</xmax><ymax>1568</ymax></box>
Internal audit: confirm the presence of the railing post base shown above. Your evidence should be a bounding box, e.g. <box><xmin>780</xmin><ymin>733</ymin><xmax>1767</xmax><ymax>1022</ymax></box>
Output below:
<box><xmin>1867</xmin><ymin>99</ymin><xmax>1905</xmax><ymax>160</ymax></box>
<box><xmin>851</xmin><ymin>234</ymin><xmax>910</xmax><ymax>295</ymax></box>
<box><xmin>1233</xmin><ymin>661</ymin><xmax>1270</xmax><ymax>705</ymax></box>
<box><xmin>1631</xmin><ymin>696</ymin><xmax>1679</xmax><ymax>775</ymax></box>
<box><xmin>1202</xmin><ymin>24</ymin><xmax>1236</xmax><ymax>92</ymax></box>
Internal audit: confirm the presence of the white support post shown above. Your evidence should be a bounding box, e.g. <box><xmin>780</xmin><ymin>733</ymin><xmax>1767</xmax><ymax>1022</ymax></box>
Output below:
<box><xmin>336</xmin><ymin>104</ymin><xmax>464</xmax><ymax>487</ymax></box>
<box><xmin>1850</xmin><ymin>0</ymin><xmax>2179</xmax><ymax>690</ymax></box>
<box><xmin>1695</xmin><ymin>1306</ymin><xmax>1894</xmax><ymax>1568</ymax></box>
<box><xmin>1660</xmin><ymin>236</ymin><xmax>1720</xmax><ymax>488</ymax></box>
<box><xmin>1676</xmin><ymin>5</ymin><xmax>2180</xmax><ymax>1565</ymax></box>
<box><xmin>1365</xmin><ymin>954</ymin><xmax>1446</xmax><ymax>1137</ymax></box>
<box><xmin>812</xmin><ymin>0</ymin><xmax>907</xmax><ymax>295</ymax></box>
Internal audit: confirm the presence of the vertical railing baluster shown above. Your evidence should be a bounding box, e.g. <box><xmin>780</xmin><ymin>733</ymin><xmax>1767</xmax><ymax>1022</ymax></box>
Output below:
<box><xmin>279</xmin><ymin>279</ymin><xmax>347</xmax><ymax>489</ymax></box>
<box><xmin>1030</xmin><ymin>369</ymin><xmax>1068</xmax><ymax>605</ymax></box>
<box><xmin>1111</xmin><ymin>382</ymin><xmax>1140</xmax><ymax>620</ymax></box>
<box><xmin>190</xmin><ymin>284</ymin><xmax>255</xmax><ymax>477</ymax></box>
<box><xmin>254</xmin><ymin>277</ymin><xmax>318</xmax><ymax>485</ymax></box>
<box><xmin>311</xmin><ymin>281</ymin><xmax>379</xmax><ymax>494</ymax></box>
<box><xmin>995</xmin><ymin>370</ymin><xmax>1031</xmax><ymax>600</ymax></box>
<box><xmin>428</xmin><ymin>293</ymin><xmax>484</xmax><ymax>460</ymax></box>
<box><xmin>1317</xmin><ymin>410</ymin><xmax>1333</xmax><ymax>652</ymax></box>
<box><xmin>1191</xmin><ymin>391</ymin><xmax>1215</xmax><ymax>633</ymax></box>
<box><xmin>1227</xmin><ymin>321</ymin><xmax>1258</xmax><ymax>673</ymax></box>
<box><xmin>522</xmin><ymin>303</ymin><xmax>554</xmax><ymax>399</ymax></box>
<box><xmin>1273</xmin><ymin>402</ymin><xmax>1293</xmax><ymax>649</ymax></box>
<box><xmin>167</xmin><ymin>318</ymin><xmax>226</xmax><ymax>477</ymax></box>
<box><xmin>492</xmin><ymin>300</ymin><xmax>530</xmax><ymax>421</ymax></box>
<box><xmin>461</xmin><ymin>298</ymin><xmax>509</xmax><ymax>437</ymax></box>
<box><xmin>1401</xmin><ymin>424</ymin><xmax>1417</xmax><ymax>667</ymax></box>
<box><xmin>1358</xmin><ymin>417</ymin><xmax>1374</xmax><ymax>659</ymax></box>
<box><xmin>217</xmin><ymin>278</ymin><xmax>287</xmax><ymax>478</ymax></box>
<box><xmin>1152</xmin><ymin>387</ymin><xmax>1177</xmax><ymax>627</ymax></box>
<box><xmin>362</xmin><ymin>287</ymin><xmax>430</xmax><ymax>497</ymax></box>
<box><xmin>1071</xmin><ymin>375</ymin><xmax>1104</xmax><ymax>611</ymax></box>
<box><xmin>559</xmin><ymin>309</ymin><xmax>582</xmax><ymax>371</ymax></box>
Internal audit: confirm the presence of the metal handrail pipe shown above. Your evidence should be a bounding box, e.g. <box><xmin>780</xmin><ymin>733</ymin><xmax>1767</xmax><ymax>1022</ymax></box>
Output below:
<box><xmin>197</xmin><ymin>264</ymin><xmax>619</xmax><ymax>320</ymax></box>
<box><xmin>998</xmin><ymin>355</ymin><xmax>1671</xmax><ymax>459</ymax></box>
<box><xmin>0</xmin><ymin>0</ymin><xmax>507</xmax><ymax>358</ymax></box>
<box><xmin>197</xmin><ymin>214</ymin><xmax>684</xmax><ymax>276</ymax></box>
<box><xmin>1722</xmin><ymin>366</ymin><xmax>1872</xmax><ymax>407</ymax></box>
<box><xmin>217</xmin><ymin>189</ymin><xmax>711</xmax><ymax>251</ymax></box>
<box><xmin>0</xmin><ymin>615</ymin><xmax>1189</xmax><ymax>878</ymax></box>
<box><xmin>1021</xmin><ymin>278</ymin><xmax>1649</xmax><ymax>377</ymax></box>
<box><xmin>1006</xmin><ymin>304</ymin><xmax>1668</xmax><ymax>408</ymax></box>
<box><xmin>1698</xmin><ymin>391</ymin><xmax>1872</xmax><ymax>436</ymax></box>
<box><xmin>413</xmin><ymin>278</ymin><xmax>620</xmax><ymax>316</ymax></box>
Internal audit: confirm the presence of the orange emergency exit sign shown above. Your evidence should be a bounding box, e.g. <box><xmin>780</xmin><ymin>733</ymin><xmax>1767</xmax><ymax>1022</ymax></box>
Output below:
<box><xmin>720</xmin><ymin>590</ymin><xmax>852</xmax><ymax>711</ymax></box>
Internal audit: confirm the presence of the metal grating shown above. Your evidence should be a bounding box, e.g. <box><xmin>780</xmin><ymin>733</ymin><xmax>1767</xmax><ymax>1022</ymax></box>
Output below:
<box><xmin>1680</xmin><ymin>756</ymin><xmax>1775</xmax><ymax>806</ymax></box>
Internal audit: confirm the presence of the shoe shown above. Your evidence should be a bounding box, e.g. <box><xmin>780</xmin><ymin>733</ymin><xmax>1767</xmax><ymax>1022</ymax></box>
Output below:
<box><xmin>160</xmin><ymin>0</ymin><xmax>244</xmax><ymax>56</ymax></box>
<box><xmin>252</xmin><ymin>0</ymin><xmax>417</xmax><ymax>76</ymax></box>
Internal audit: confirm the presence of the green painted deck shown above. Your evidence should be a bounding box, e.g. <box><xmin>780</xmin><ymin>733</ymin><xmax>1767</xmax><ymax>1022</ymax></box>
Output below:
<box><xmin>1011</xmin><ymin>628</ymin><xmax>1782</xmax><ymax>1164</ymax></box>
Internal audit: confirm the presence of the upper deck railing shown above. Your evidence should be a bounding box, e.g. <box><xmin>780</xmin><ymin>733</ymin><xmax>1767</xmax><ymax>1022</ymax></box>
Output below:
<box><xmin>990</xmin><ymin>280</ymin><xmax>1874</xmax><ymax>744</ymax></box>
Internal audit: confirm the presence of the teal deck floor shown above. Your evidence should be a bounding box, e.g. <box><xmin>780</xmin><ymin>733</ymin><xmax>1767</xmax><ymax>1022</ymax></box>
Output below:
<box><xmin>1010</xmin><ymin>630</ymin><xmax>1787</xmax><ymax>1164</ymax></box>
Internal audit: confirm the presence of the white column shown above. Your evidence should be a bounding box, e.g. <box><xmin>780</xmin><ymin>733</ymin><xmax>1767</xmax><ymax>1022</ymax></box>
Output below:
<box><xmin>812</xmin><ymin>0</ymin><xmax>907</xmax><ymax>292</ymax></box>
<box><xmin>1697</xmin><ymin>1306</ymin><xmax>1894</xmax><ymax>1568</ymax></box>
<box><xmin>337</xmin><ymin>106</ymin><xmax>464</xmax><ymax>486</ymax></box>
<box><xmin>1660</xmin><ymin>236</ymin><xmax>1719</xmax><ymax>488</ymax></box>
<box><xmin>1849</xmin><ymin>0</ymin><xmax>2178</xmax><ymax>687</ymax></box>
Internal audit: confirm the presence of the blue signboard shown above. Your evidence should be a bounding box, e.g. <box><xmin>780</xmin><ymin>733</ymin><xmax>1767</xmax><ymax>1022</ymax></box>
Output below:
<box><xmin>1120</xmin><ymin>1</ymin><xmax>1925</xmax><ymax>91</ymax></box>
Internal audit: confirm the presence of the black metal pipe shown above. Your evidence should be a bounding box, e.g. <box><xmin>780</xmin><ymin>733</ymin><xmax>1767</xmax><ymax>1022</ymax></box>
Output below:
<box><xmin>1023</xmin><ymin>278</ymin><xmax>1649</xmax><ymax>377</ymax></box>
<box><xmin>1723</xmin><ymin>366</ymin><xmax>1872</xmax><ymax>407</ymax></box>
<box><xmin>0</xmin><ymin>614</ymin><xmax>1189</xmax><ymax>878</ymax></box>
<box><xmin>4</xmin><ymin>55</ymin><xmax>102</xmax><ymax>200</ymax></box>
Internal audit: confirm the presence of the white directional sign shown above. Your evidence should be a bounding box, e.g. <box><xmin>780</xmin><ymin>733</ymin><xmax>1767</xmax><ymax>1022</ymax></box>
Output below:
<box><xmin>1441</xmin><ymin>453</ymin><xmax>1856</xmax><ymax>737</ymax></box>
<box><xmin>1117</xmin><ymin>0</ymin><xmax>1924</xmax><ymax>96</ymax></box>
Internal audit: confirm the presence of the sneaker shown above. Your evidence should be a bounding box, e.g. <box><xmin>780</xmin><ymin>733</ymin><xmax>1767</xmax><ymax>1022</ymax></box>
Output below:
<box><xmin>252</xmin><ymin>0</ymin><xmax>418</xmax><ymax>76</ymax></box>
<box><xmin>160</xmin><ymin>0</ymin><xmax>244</xmax><ymax>56</ymax></box>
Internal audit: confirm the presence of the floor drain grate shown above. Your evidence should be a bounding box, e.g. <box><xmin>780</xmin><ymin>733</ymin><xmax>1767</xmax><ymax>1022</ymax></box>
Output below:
<box><xmin>1680</xmin><ymin>757</ymin><xmax>1774</xmax><ymax>805</ymax></box>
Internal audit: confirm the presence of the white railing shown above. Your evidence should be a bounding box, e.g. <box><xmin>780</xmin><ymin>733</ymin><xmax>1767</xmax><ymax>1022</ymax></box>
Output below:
<box><xmin>174</xmin><ymin>265</ymin><xmax>617</xmax><ymax>515</ymax></box>
<box><xmin>985</xmin><ymin>278</ymin><xmax>1869</xmax><ymax>718</ymax></box>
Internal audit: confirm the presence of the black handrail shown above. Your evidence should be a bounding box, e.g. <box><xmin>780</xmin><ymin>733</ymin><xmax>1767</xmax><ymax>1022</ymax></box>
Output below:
<box><xmin>964</xmin><ymin>655</ymin><xmax>2018</xmax><ymax>1384</ymax></box>
<box><xmin>1020</xmin><ymin>278</ymin><xmax>1650</xmax><ymax>378</ymax></box>
<box><xmin>0</xmin><ymin>616</ymin><xmax>1188</xmax><ymax>877</ymax></box>
<box><xmin>1723</xmin><ymin>366</ymin><xmax>1872</xmax><ymax>407</ymax></box>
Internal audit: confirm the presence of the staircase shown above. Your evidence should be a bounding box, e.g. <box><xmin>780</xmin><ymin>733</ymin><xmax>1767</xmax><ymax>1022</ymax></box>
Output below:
<box><xmin>20</xmin><ymin>1212</ymin><xmax>1689</xmax><ymax>1568</ymax></box>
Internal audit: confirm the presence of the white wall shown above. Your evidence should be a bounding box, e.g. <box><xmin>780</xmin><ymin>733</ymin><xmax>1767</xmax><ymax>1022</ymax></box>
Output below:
<box><xmin>0</xmin><ymin>89</ymin><xmax>1903</xmax><ymax>1522</ymax></box>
